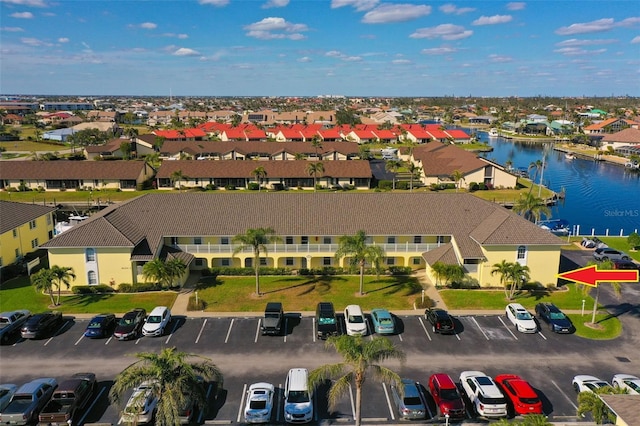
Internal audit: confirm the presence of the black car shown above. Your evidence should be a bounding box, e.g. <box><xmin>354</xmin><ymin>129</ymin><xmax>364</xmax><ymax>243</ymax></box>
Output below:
<box><xmin>20</xmin><ymin>311</ymin><xmax>63</xmax><ymax>339</ymax></box>
<box><xmin>535</xmin><ymin>302</ymin><xmax>574</xmax><ymax>333</ymax></box>
<box><xmin>424</xmin><ymin>308</ymin><xmax>455</xmax><ymax>334</ymax></box>
<box><xmin>113</xmin><ymin>308</ymin><xmax>146</xmax><ymax>340</ymax></box>
<box><xmin>612</xmin><ymin>260</ymin><xmax>640</xmax><ymax>271</ymax></box>
<box><xmin>84</xmin><ymin>313</ymin><xmax>117</xmax><ymax>338</ymax></box>
<box><xmin>316</xmin><ymin>302</ymin><xmax>338</xmax><ymax>340</ymax></box>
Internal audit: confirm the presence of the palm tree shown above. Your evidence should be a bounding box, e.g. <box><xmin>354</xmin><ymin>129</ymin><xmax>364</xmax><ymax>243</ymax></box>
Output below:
<box><xmin>142</xmin><ymin>259</ymin><xmax>170</xmax><ymax>289</ymax></box>
<box><xmin>527</xmin><ymin>160</ymin><xmax>543</xmax><ymax>196</ymax></box>
<box><xmin>31</xmin><ymin>268</ymin><xmax>57</xmax><ymax>306</ymax></box>
<box><xmin>305</xmin><ymin>162</ymin><xmax>324</xmax><ymax>192</ymax></box>
<box><xmin>251</xmin><ymin>166</ymin><xmax>267</xmax><ymax>192</ymax></box>
<box><xmin>310</xmin><ymin>135</ymin><xmax>323</xmax><ymax>159</ymax></box>
<box><xmin>309</xmin><ymin>335</ymin><xmax>405</xmax><ymax>426</ymax></box>
<box><xmin>170</xmin><ymin>169</ymin><xmax>186</xmax><ymax>191</ymax></box>
<box><xmin>232</xmin><ymin>227</ymin><xmax>281</xmax><ymax>296</ymax></box>
<box><xmin>451</xmin><ymin>169</ymin><xmax>465</xmax><ymax>192</ymax></box>
<box><xmin>385</xmin><ymin>160</ymin><xmax>403</xmax><ymax>190</ymax></box>
<box><xmin>491</xmin><ymin>260</ymin><xmax>530</xmax><ymax>300</ymax></box>
<box><xmin>579</xmin><ymin>260</ymin><xmax>621</xmax><ymax>325</ymax></box>
<box><xmin>165</xmin><ymin>258</ymin><xmax>187</xmax><ymax>288</ymax></box>
<box><xmin>109</xmin><ymin>347</ymin><xmax>223</xmax><ymax>426</ymax></box>
<box><xmin>335</xmin><ymin>230</ymin><xmax>386</xmax><ymax>295</ymax></box>
<box><xmin>513</xmin><ymin>193</ymin><xmax>551</xmax><ymax>223</ymax></box>
<box><xmin>577</xmin><ymin>385</ymin><xmax>628</xmax><ymax>424</ymax></box>
<box><xmin>407</xmin><ymin>163</ymin><xmax>422</xmax><ymax>192</ymax></box>
<box><xmin>51</xmin><ymin>265</ymin><xmax>76</xmax><ymax>305</ymax></box>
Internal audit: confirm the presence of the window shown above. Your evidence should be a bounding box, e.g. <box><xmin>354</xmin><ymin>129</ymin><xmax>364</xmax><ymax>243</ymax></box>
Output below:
<box><xmin>259</xmin><ymin>258</ymin><xmax>268</xmax><ymax>266</ymax></box>
<box><xmin>194</xmin><ymin>237</ymin><xmax>202</xmax><ymax>245</ymax></box>
<box><xmin>412</xmin><ymin>258</ymin><xmax>421</xmax><ymax>265</ymax></box>
<box><xmin>12</xmin><ymin>229</ymin><xmax>17</xmax><ymax>238</ymax></box>
<box><xmin>323</xmin><ymin>236</ymin><xmax>332</xmax><ymax>244</ymax></box>
<box><xmin>285</xmin><ymin>257</ymin><xmax>294</xmax><ymax>266</ymax></box>
<box><xmin>85</xmin><ymin>248</ymin><xmax>96</xmax><ymax>262</ymax></box>
<box><xmin>413</xmin><ymin>236</ymin><xmax>422</xmax><ymax>244</ymax></box>
<box><xmin>15</xmin><ymin>248</ymin><xmax>20</xmax><ymax>258</ymax></box>
<box><xmin>387</xmin><ymin>236</ymin><xmax>396</xmax><ymax>244</ymax></box>
<box><xmin>517</xmin><ymin>246</ymin><xmax>527</xmax><ymax>259</ymax></box>
<box><xmin>171</xmin><ymin>237</ymin><xmax>178</xmax><ymax>246</ymax></box>
<box><xmin>286</xmin><ymin>236</ymin><xmax>294</xmax><ymax>245</ymax></box>
<box><xmin>88</xmin><ymin>271</ymin><xmax>97</xmax><ymax>285</ymax></box>
<box><xmin>221</xmin><ymin>237</ymin><xmax>229</xmax><ymax>245</ymax></box>
<box><xmin>437</xmin><ymin>236</ymin><xmax>446</xmax><ymax>244</ymax></box>
<box><xmin>323</xmin><ymin>257</ymin><xmax>332</xmax><ymax>266</ymax></box>
<box><xmin>29</xmin><ymin>220</ymin><xmax>37</xmax><ymax>229</ymax></box>
<box><xmin>221</xmin><ymin>258</ymin><xmax>230</xmax><ymax>266</ymax></box>
<box><xmin>386</xmin><ymin>258</ymin><xmax>395</xmax><ymax>266</ymax></box>
<box><xmin>31</xmin><ymin>238</ymin><xmax>39</xmax><ymax>248</ymax></box>
<box><xmin>301</xmin><ymin>236</ymin><xmax>308</xmax><ymax>245</ymax></box>
<box><xmin>195</xmin><ymin>258</ymin><xmax>204</xmax><ymax>266</ymax></box>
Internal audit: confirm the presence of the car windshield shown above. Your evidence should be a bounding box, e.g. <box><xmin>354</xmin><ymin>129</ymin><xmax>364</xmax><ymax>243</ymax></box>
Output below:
<box><xmin>119</xmin><ymin>317</ymin><xmax>134</xmax><ymax>326</ymax></box>
<box><xmin>318</xmin><ymin>317</ymin><xmax>335</xmax><ymax>325</ymax></box>
<box><xmin>549</xmin><ymin>312</ymin><xmax>566</xmax><ymax>320</ymax></box>
<box><xmin>288</xmin><ymin>390</ymin><xmax>309</xmax><ymax>403</ymax></box>
<box><xmin>516</xmin><ymin>312</ymin><xmax>532</xmax><ymax>320</ymax></box>
<box><xmin>147</xmin><ymin>315</ymin><xmax>161</xmax><ymax>324</ymax></box>
<box><xmin>440</xmin><ymin>389</ymin><xmax>460</xmax><ymax>400</ymax></box>
<box><xmin>624</xmin><ymin>381</ymin><xmax>640</xmax><ymax>392</ymax></box>
<box><xmin>349</xmin><ymin>315</ymin><xmax>364</xmax><ymax>323</ymax></box>
<box><xmin>404</xmin><ymin>397</ymin><xmax>422</xmax><ymax>406</ymax></box>
<box><xmin>249</xmin><ymin>400</ymin><xmax>267</xmax><ymax>409</ymax></box>
<box><xmin>88</xmin><ymin>321</ymin><xmax>103</xmax><ymax>328</ymax></box>
<box><xmin>378</xmin><ymin>318</ymin><xmax>393</xmax><ymax>325</ymax></box>
<box><xmin>265</xmin><ymin>313</ymin><xmax>280</xmax><ymax>319</ymax></box>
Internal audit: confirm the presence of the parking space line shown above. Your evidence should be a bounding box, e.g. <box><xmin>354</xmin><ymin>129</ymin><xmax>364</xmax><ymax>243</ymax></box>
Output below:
<box><xmin>198</xmin><ymin>382</ymin><xmax>215</xmax><ymax>424</ymax></box>
<box><xmin>551</xmin><ymin>380</ymin><xmax>578</xmax><ymax>411</ymax></box>
<box><xmin>283</xmin><ymin>317</ymin><xmax>288</xmax><ymax>343</ymax></box>
<box><xmin>236</xmin><ymin>383</ymin><xmax>247</xmax><ymax>423</ymax></box>
<box><xmin>74</xmin><ymin>334</ymin><xmax>84</xmax><ymax>346</ymax></box>
<box><xmin>382</xmin><ymin>382</ymin><xmax>395</xmax><ymax>420</ymax></box>
<box><xmin>418</xmin><ymin>317</ymin><xmax>432</xmax><ymax>341</ymax></box>
<box><xmin>470</xmin><ymin>317</ymin><xmax>490</xmax><ymax>340</ymax></box>
<box><xmin>397</xmin><ymin>332</ymin><xmax>403</xmax><ymax>342</ymax></box>
<box><xmin>165</xmin><ymin>319</ymin><xmax>180</xmax><ymax>344</ymax></box>
<box><xmin>105</xmin><ymin>336</ymin><xmax>112</xmax><ymax>345</ymax></box>
<box><xmin>195</xmin><ymin>319</ymin><xmax>207</xmax><ymax>344</ymax></box>
<box><xmin>312</xmin><ymin>317</ymin><xmax>316</xmax><ymax>343</ymax></box>
<box><xmin>225</xmin><ymin>319</ymin><xmax>234</xmax><ymax>344</ymax></box>
<box><xmin>44</xmin><ymin>320</ymin><xmax>71</xmax><ymax>346</ymax></box>
<box><xmin>538</xmin><ymin>330</ymin><xmax>547</xmax><ymax>340</ymax></box>
<box><xmin>77</xmin><ymin>385</ymin><xmax>106</xmax><ymax>426</ymax></box>
<box><xmin>349</xmin><ymin>385</ymin><xmax>356</xmax><ymax>420</ymax></box>
<box><xmin>498</xmin><ymin>316</ymin><xmax>519</xmax><ymax>340</ymax></box>
<box><xmin>254</xmin><ymin>319</ymin><xmax>261</xmax><ymax>343</ymax></box>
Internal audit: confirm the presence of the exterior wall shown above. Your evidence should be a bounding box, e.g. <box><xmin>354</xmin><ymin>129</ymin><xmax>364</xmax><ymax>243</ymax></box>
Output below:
<box><xmin>47</xmin><ymin>247</ymin><xmax>134</xmax><ymax>287</ymax></box>
<box><xmin>0</xmin><ymin>212</ymin><xmax>54</xmax><ymax>266</ymax></box>
<box><xmin>478</xmin><ymin>245</ymin><xmax>561</xmax><ymax>287</ymax></box>
<box><xmin>2</xmin><ymin>178</ymin><xmax>131</xmax><ymax>191</ymax></box>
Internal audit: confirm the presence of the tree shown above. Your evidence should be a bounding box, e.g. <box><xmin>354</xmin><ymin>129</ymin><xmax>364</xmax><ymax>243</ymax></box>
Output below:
<box><xmin>335</xmin><ymin>230</ymin><xmax>386</xmax><ymax>295</ymax></box>
<box><xmin>165</xmin><ymin>258</ymin><xmax>187</xmax><ymax>288</ymax></box>
<box><xmin>407</xmin><ymin>163</ymin><xmax>422</xmax><ymax>192</ymax></box>
<box><xmin>513</xmin><ymin>193</ymin><xmax>551</xmax><ymax>223</ymax></box>
<box><xmin>627</xmin><ymin>232</ymin><xmax>640</xmax><ymax>250</ymax></box>
<box><xmin>310</xmin><ymin>135</ymin><xmax>323</xmax><ymax>159</ymax></box>
<box><xmin>577</xmin><ymin>385</ymin><xmax>628</xmax><ymax>424</ymax></box>
<box><xmin>31</xmin><ymin>268</ymin><xmax>57</xmax><ymax>306</ymax></box>
<box><xmin>51</xmin><ymin>265</ymin><xmax>76</xmax><ymax>305</ymax></box>
<box><xmin>385</xmin><ymin>160</ymin><xmax>403</xmax><ymax>190</ymax></box>
<box><xmin>142</xmin><ymin>258</ymin><xmax>186</xmax><ymax>290</ymax></box>
<box><xmin>251</xmin><ymin>166</ymin><xmax>267</xmax><ymax>192</ymax></box>
<box><xmin>309</xmin><ymin>335</ymin><xmax>405</xmax><ymax>426</ymax></box>
<box><xmin>451</xmin><ymin>169</ymin><xmax>465</xmax><ymax>192</ymax></box>
<box><xmin>109</xmin><ymin>347</ymin><xmax>223</xmax><ymax>426</ymax></box>
<box><xmin>491</xmin><ymin>260</ymin><xmax>530</xmax><ymax>300</ymax></box>
<box><xmin>579</xmin><ymin>260</ymin><xmax>621</xmax><ymax>325</ymax></box>
<box><xmin>232</xmin><ymin>227</ymin><xmax>281</xmax><ymax>296</ymax></box>
<box><xmin>305</xmin><ymin>162</ymin><xmax>324</xmax><ymax>192</ymax></box>
<box><xmin>527</xmin><ymin>160</ymin><xmax>544</xmax><ymax>196</ymax></box>
<box><xmin>170</xmin><ymin>169</ymin><xmax>186</xmax><ymax>191</ymax></box>
<box><xmin>120</xmin><ymin>141</ymin><xmax>133</xmax><ymax>160</ymax></box>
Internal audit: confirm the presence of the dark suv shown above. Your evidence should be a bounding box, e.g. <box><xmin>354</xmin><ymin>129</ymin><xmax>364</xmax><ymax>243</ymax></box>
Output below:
<box><xmin>316</xmin><ymin>302</ymin><xmax>338</xmax><ymax>340</ymax></box>
<box><xmin>424</xmin><ymin>308</ymin><xmax>455</xmax><ymax>334</ymax></box>
<box><xmin>261</xmin><ymin>302</ymin><xmax>284</xmax><ymax>336</ymax></box>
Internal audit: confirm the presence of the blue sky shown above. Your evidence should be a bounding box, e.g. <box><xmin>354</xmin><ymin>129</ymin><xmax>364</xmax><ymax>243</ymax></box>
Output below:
<box><xmin>1</xmin><ymin>0</ymin><xmax>639</xmax><ymax>97</ymax></box>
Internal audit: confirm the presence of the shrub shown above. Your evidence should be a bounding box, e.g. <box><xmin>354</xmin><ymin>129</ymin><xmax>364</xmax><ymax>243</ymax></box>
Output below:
<box><xmin>388</xmin><ymin>266</ymin><xmax>412</xmax><ymax>275</ymax></box>
<box><xmin>72</xmin><ymin>285</ymin><xmax>115</xmax><ymax>294</ymax></box>
<box><xmin>118</xmin><ymin>283</ymin><xmax>133</xmax><ymax>293</ymax></box>
<box><xmin>478</xmin><ymin>182</ymin><xmax>487</xmax><ymax>190</ymax></box>
<box><xmin>209</xmin><ymin>267</ymin><xmax>294</xmax><ymax>276</ymax></box>
<box><xmin>187</xmin><ymin>296</ymin><xmax>207</xmax><ymax>311</ymax></box>
<box><xmin>377</xmin><ymin>180</ymin><xmax>393</xmax><ymax>190</ymax></box>
<box><xmin>414</xmin><ymin>295</ymin><xmax>432</xmax><ymax>309</ymax></box>
<box><xmin>429</xmin><ymin>183</ymin><xmax>439</xmax><ymax>191</ymax></box>
<box><xmin>396</xmin><ymin>181</ymin><xmax>410</xmax><ymax>190</ymax></box>
<box><xmin>628</xmin><ymin>232</ymin><xmax>640</xmax><ymax>250</ymax></box>
<box><xmin>247</xmin><ymin>182</ymin><xmax>259</xmax><ymax>191</ymax></box>
<box><xmin>468</xmin><ymin>182</ymin><xmax>479</xmax><ymax>192</ymax></box>
<box><xmin>205</xmin><ymin>183</ymin><xmax>217</xmax><ymax>191</ymax></box>
<box><xmin>225</xmin><ymin>185</ymin><xmax>236</xmax><ymax>190</ymax></box>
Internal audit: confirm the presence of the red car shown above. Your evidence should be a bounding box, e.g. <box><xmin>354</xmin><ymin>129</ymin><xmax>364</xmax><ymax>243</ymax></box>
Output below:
<box><xmin>494</xmin><ymin>374</ymin><xmax>543</xmax><ymax>415</ymax></box>
<box><xmin>428</xmin><ymin>373</ymin><xmax>465</xmax><ymax>419</ymax></box>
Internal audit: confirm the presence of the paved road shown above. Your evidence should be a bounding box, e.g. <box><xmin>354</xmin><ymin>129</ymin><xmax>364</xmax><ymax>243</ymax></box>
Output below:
<box><xmin>1</xmin><ymin>299</ymin><xmax>638</xmax><ymax>425</ymax></box>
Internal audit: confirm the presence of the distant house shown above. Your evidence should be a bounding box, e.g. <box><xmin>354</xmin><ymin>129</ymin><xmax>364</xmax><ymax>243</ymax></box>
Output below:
<box><xmin>0</xmin><ymin>160</ymin><xmax>155</xmax><ymax>191</ymax></box>
<box><xmin>84</xmin><ymin>138</ymin><xmax>127</xmax><ymax>160</ymax></box>
<box><xmin>43</xmin><ymin>128</ymin><xmax>76</xmax><ymax>142</ymax></box>
<box><xmin>584</xmin><ymin>118</ymin><xmax>639</xmax><ymax>135</ymax></box>
<box><xmin>0</xmin><ymin>200</ymin><xmax>56</xmax><ymax>268</ymax></box>
<box><xmin>601</xmin><ymin>128</ymin><xmax>640</xmax><ymax>151</ymax></box>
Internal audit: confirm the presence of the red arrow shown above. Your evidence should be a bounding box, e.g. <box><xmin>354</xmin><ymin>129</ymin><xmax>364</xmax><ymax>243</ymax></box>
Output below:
<box><xmin>557</xmin><ymin>265</ymin><xmax>639</xmax><ymax>287</ymax></box>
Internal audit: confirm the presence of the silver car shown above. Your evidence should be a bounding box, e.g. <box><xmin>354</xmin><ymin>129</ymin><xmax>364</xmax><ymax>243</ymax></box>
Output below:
<box><xmin>391</xmin><ymin>379</ymin><xmax>427</xmax><ymax>420</ymax></box>
<box><xmin>593</xmin><ymin>248</ymin><xmax>631</xmax><ymax>262</ymax></box>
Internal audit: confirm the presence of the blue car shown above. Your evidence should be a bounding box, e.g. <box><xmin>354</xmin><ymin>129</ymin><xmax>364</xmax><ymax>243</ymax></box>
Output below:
<box><xmin>84</xmin><ymin>313</ymin><xmax>117</xmax><ymax>338</ymax></box>
<box><xmin>370</xmin><ymin>308</ymin><xmax>395</xmax><ymax>334</ymax></box>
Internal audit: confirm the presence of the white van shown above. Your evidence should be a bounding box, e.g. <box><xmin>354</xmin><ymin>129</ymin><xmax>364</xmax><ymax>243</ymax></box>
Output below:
<box><xmin>284</xmin><ymin>368</ymin><xmax>313</xmax><ymax>424</ymax></box>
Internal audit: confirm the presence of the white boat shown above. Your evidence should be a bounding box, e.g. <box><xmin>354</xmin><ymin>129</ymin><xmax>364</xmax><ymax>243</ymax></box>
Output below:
<box><xmin>538</xmin><ymin>219</ymin><xmax>570</xmax><ymax>236</ymax></box>
<box><xmin>488</xmin><ymin>128</ymin><xmax>499</xmax><ymax>137</ymax></box>
<box><xmin>564</xmin><ymin>153</ymin><xmax>575</xmax><ymax>160</ymax></box>
<box><xmin>54</xmin><ymin>214</ymin><xmax>88</xmax><ymax>235</ymax></box>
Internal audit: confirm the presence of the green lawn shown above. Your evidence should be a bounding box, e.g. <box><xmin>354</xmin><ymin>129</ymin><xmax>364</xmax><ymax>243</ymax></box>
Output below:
<box><xmin>598</xmin><ymin>237</ymin><xmax>640</xmax><ymax>262</ymax></box>
<box><xmin>195</xmin><ymin>275</ymin><xmax>424</xmax><ymax>312</ymax></box>
<box><xmin>568</xmin><ymin>313</ymin><xmax>622</xmax><ymax>340</ymax></box>
<box><xmin>0</xmin><ymin>276</ymin><xmax>176</xmax><ymax>314</ymax></box>
<box><xmin>440</xmin><ymin>284</ymin><xmax>592</xmax><ymax>310</ymax></box>
<box><xmin>0</xmin><ymin>140</ymin><xmax>66</xmax><ymax>152</ymax></box>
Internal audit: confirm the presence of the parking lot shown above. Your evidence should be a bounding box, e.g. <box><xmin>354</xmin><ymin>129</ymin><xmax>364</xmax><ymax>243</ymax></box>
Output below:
<box><xmin>2</xmin><ymin>283</ymin><xmax>638</xmax><ymax>426</ymax></box>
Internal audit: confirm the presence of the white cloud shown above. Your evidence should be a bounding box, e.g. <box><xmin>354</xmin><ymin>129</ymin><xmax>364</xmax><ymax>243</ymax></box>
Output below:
<box><xmin>262</xmin><ymin>0</ymin><xmax>289</xmax><ymax>8</ymax></box>
<box><xmin>198</xmin><ymin>0</ymin><xmax>229</xmax><ymax>6</ymax></box>
<box><xmin>555</xmin><ymin>18</ymin><xmax>615</xmax><ymax>35</ymax></box>
<box><xmin>410</xmin><ymin>24</ymin><xmax>472</xmax><ymax>40</ymax></box>
<box><xmin>439</xmin><ymin>4</ymin><xmax>475</xmax><ymax>15</ymax></box>
<box><xmin>330</xmin><ymin>0</ymin><xmax>379</xmax><ymax>12</ymax></box>
<box><xmin>325</xmin><ymin>50</ymin><xmax>343</xmax><ymax>57</ymax></box>
<box><xmin>1</xmin><ymin>27</ymin><xmax>24</xmax><ymax>32</ymax></box>
<box><xmin>631</xmin><ymin>36</ymin><xmax>640</xmax><ymax>44</ymax></box>
<box><xmin>298</xmin><ymin>56</ymin><xmax>311</xmax><ymax>62</ymax></box>
<box><xmin>555</xmin><ymin>38</ymin><xmax>616</xmax><ymax>47</ymax></box>
<box><xmin>421</xmin><ymin>46</ymin><xmax>458</xmax><ymax>55</ymax></box>
<box><xmin>163</xmin><ymin>33</ymin><xmax>189</xmax><ymax>39</ymax></box>
<box><xmin>488</xmin><ymin>54</ymin><xmax>512</xmax><ymax>63</ymax></box>
<box><xmin>10</xmin><ymin>12</ymin><xmax>34</xmax><ymax>19</ymax></box>
<box><xmin>343</xmin><ymin>56</ymin><xmax>362</xmax><ymax>61</ymax></box>
<box><xmin>58</xmin><ymin>37</ymin><xmax>69</xmax><ymax>43</ymax></box>
<box><xmin>362</xmin><ymin>4</ymin><xmax>431</xmax><ymax>24</ymax></box>
<box><xmin>392</xmin><ymin>59</ymin><xmax>411</xmax><ymax>64</ymax></box>
<box><xmin>21</xmin><ymin>37</ymin><xmax>53</xmax><ymax>47</ymax></box>
<box><xmin>244</xmin><ymin>17</ymin><xmax>308</xmax><ymax>40</ymax></box>
<box><xmin>173</xmin><ymin>47</ymin><xmax>200</xmax><ymax>56</ymax></box>
<box><xmin>140</xmin><ymin>22</ymin><xmax>157</xmax><ymax>30</ymax></box>
<box><xmin>506</xmin><ymin>2</ymin><xmax>526</xmax><ymax>11</ymax></box>
<box><xmin>472</xmin><ymin>15</ymin><xmax>512</xmax><ymax>25</ymax></box>
<box><xmin>554</xmin><ymin>47</ymin><xmax>607</xmax><ymax>56</ymax></box>
<box><xmin>1</xmin><ymin>0</ymin><xmax>47</xmax><ymax>6</ymax></box>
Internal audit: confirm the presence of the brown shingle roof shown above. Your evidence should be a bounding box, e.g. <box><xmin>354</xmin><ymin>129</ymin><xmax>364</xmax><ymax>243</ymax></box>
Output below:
<box><xmin>41</xmin><ymin>193</ymin><xmax>565</xmax><ymax>261</ymax></box>
<box><xmin>412</xmin><ymin>143</ymin><xmax>488</xmax><ymax>176</ymax></box>
<box><xmin>0</xmin><ymin>160</ymin><xmax>148</xmax><ymax>180</ymax></box>
<box><xmin>422</xmin><ymin>243</ymin><xmax>459</xmax><ymax>265</ymax></box>
<box><xmin>0</xmin><ymin>201</ymin><xmax>56</xmax><ymax>234</ymax></box>
<box><xmin>602</xmin><ymin>127</ymin><xmax>640</xmax><ymax>144</ymax></box>
<box><xmin>160</xmin><ymin>141</ymin><xmax>359</xmax><ymax>156</ymax></box>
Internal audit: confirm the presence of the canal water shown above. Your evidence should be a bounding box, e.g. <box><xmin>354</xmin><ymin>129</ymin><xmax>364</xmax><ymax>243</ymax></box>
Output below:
<box><xmin>469</xmin><ymin>130</ymin><xmax>640</xmax><ymax>236</ymax></box>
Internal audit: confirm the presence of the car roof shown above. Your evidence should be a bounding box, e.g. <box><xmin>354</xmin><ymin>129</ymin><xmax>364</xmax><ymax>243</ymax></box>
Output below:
<box><xmin>345</xmin><ymin>304</ymin><xmax>363</xmax><ymax>313</ymax></box>
<box><xmin>372</xmin><ymin>308</ymin><xmax>391</xmax><ymax>316</ymax></box>
<box><xmin>249</xmin><ymin>382</ymin><xmax>274</xmax><ymax>392</ymax></box>
<box><xmin>401</xmin><ymin>379</ymin><xmax>420</xmax><ymax>396</ymax></box>
<box><xmin>148</xmin><ymin>306</ymin><xmax>168</xmax><ymax>315</ymax></box>
<box><xmin>498</xmin><ymin>376</ymin><xmax>537</xmax><ymax>397</ymax></box>
<box><xmin>508</xmin><ymin>303</ymin><xmax>527</xmax><ymax>311</ymax></box>
<box><xmin>430</xmin><ymin>373</ymin><xmax>456</xmax><ymax>388</ymax></box>
<box><xmin>16</xmin><ymin>378</ymin><xmax>57</xmax><ymax>394</ymax></box>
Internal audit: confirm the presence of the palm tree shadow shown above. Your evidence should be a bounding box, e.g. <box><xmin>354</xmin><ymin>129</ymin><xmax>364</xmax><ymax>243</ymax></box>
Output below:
<box><xmin>262</xmin><ymin>276</ymin><xmax>345</xmax><ymax>295</ymax></box>
<box><xmin>365</xmin><ymin>277</ymin><xmax>422</xmax><ymax>296</ymax></box>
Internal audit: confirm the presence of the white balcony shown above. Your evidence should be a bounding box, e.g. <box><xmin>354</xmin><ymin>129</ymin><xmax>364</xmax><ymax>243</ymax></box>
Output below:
<box><xmin>176</xmin><ymin>242</ymin><xmax>441</xmax><ymax>255</ymax></box>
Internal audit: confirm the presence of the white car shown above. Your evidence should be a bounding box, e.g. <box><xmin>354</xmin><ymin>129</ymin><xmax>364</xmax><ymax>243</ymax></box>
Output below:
<box><xmin>142</xmin><ymin>306</ymin><xmax>171</xmax><ymax>337</ymax></box>
<box><xmin>572</xmin><ymin>375</ymin><xmax>610</xmax><ymax>393</ymax></box>
<box><xmin>612</xmin><ymin>374</ymin><xmax>640</xmax><ymax>395</ymax></box>
<box><xmin>0</xmin><ymin>384</ymin><xmax>18</xmax><ymax>412</ymax></box>
<box><xmin>244</xmin><ymin>382</ymin><xmax>275</xmax><ymax>423</ymax></box>
<box><xmin>505</xmin><ymin>303</ymin><xmax>537</xmax><ymax>333</ymax></box>
<box><xmin>120</xmin><ymin>382</ymin><xmax>159</xmax><ymax>425</ymax></box>
<box><xmin>459</xmin><ymin>371</ymin><xmax>507</xmax><ymax>418</ymax></box>
<box><xmin>344</xmin><ymin>305</ymin><xmax>367</xmax><ymax>336</ymax></box>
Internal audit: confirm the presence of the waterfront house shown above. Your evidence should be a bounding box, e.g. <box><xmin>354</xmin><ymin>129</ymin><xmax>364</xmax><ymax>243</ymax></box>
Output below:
<box><xmin>0</xmin><ymin>201</ymin><xmax>56</xmax><ymax>268</ymax></box>
<box><xmin>40</xmin><ymin>192</ymin><xmax>565</xmax><ymax>289</ymax></box>
<box><xmin>601</xmin><ymin>128</ymin><xmax>640</xmax><ymax>152</ymax></box>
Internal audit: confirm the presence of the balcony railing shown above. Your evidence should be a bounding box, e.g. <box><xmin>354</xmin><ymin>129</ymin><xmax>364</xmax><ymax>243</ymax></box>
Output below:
<box><xmin>176</xmin><ymin>242</ymin><xmax>441</xmax><ymax>255</ymax></box>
